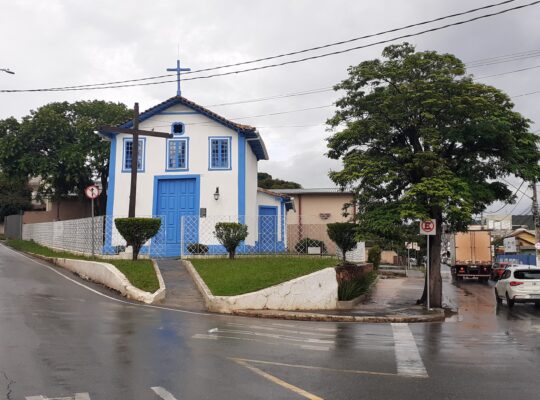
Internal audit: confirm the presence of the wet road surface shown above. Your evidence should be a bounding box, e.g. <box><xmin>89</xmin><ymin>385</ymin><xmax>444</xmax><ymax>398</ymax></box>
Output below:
<box><xmin>0</xmin><ymin>244</ymin><xmax>539</xmax><ymax>400</ymax></box>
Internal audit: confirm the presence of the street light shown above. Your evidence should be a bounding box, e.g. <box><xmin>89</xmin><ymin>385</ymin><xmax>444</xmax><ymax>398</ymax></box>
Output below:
<box><xmin>0</xmin><ymin>68</ymin><xmax>15</xmax><ymax>75</ymax></box>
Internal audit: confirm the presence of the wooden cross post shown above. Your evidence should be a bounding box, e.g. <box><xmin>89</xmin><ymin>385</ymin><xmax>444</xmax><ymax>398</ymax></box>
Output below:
<box><xmin>100</xmin><ymin>102</ymin><xmax>172</xmax><ymax>217</ymax></box>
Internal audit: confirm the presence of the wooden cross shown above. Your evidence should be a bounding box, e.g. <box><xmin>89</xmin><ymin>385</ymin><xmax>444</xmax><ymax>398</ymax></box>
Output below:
<box><xmin>101</xmin><ymin>102</ymin><xmax>172</xmax><ymax>217</ymax></box>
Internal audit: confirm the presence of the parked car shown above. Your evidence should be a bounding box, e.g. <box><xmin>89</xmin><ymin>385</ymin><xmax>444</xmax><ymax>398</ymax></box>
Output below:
<box><xmin>494</xmin><ymin>266</ymin><xmax>540</xmax><ymax>307</ymax></box>
<box><xmin>491</xmin><ymin>261</ymin><xmax>512</xmax><ymax>280</ymax></box>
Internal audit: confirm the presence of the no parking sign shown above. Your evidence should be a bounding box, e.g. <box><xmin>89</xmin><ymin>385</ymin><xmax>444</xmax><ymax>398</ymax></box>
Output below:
<box><xmin>420</xmin><ymin>220</ymin><xmax>436</xmax><ymax>235</ymax></box>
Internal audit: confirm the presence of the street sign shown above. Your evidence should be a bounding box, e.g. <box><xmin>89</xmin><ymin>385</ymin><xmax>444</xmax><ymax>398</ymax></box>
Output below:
<box><xmin>405</xmin><ymin>242</ymin><xmax>420</xmax><ymax>250</ymax></box>
<box><xmin>420</xmin><ymin>219</ymin><xmax>436</xmax><ymax>236</ymax></box>
<box><xmin>85</xmin><ymin>185</ymin><xmax>100</xmax><ymax>200</ymax></box>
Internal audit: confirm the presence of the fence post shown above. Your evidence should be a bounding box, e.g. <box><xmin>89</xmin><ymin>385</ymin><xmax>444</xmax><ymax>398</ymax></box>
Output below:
<box><xmin>180</xmin><ymin>215</ymin><xmax>184</xmax><ymax>259</ymax></box>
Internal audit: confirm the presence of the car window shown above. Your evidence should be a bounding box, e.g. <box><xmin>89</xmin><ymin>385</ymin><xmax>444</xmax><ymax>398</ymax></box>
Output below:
<box><xmin>514</xmin><ymin>270</ymin><xmax>540</xmax><ymax>279</ymax></box>
<box><xmin>501</xmin><ymin>270</ymin><xmax>511</xmax><ymax>280</ymax></box>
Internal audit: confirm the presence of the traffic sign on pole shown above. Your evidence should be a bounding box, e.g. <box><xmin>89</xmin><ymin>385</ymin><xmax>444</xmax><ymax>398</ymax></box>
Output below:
<box><xmin>420</xmin><ymin>219</ymin><xmax>436</xmax><ymax>235</ymax></box>
<box><xmin>85</xmin><ymin>185</ymin><xmax>100</xmax><ymax>200</ymax></box>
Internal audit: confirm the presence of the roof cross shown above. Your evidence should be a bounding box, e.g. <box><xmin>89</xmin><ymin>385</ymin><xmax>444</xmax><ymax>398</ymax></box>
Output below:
<box><xmin>167</xmin><ymin>59</ymin><xmax>191</xmax><ymax>96</ymax></box>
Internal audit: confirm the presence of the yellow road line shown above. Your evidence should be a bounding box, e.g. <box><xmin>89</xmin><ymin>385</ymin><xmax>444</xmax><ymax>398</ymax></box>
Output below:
<box><xmin>231</xmin><ymin>357</ymin><xmax>418</xmax><ymax>378</ymax></box>
<box><xmin>232</xmin><ymin>358</ymin><xmax>324</xmax><ymax>400</ymax></box>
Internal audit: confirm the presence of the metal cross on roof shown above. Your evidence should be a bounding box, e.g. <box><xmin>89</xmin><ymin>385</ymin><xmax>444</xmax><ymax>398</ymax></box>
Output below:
<box><xmin>167</xmin><ymin>59</ymin><xmax>191</xmax><ymax>96</ymax></box>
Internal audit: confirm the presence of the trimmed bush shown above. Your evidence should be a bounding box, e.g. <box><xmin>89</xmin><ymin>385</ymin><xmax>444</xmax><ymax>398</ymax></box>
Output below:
<box><xmin>187</xmin><ymin>243</ymin><xmax>209</xmax><ymax>255</ymax></box>
<box><xmin>114</xmin><ymin>218</ymin><xmax>161</xmax><ymax>260</ymax></box>
<box><xmin>327</xmin><ymin>222</ymin><xmax>357</xmax><ymax>264</ymax></box>
<box><xmin>214</xmin><ymin>222</ymin><xmax>248</xmax><ymax>259</ymax></box>
<box><xmin>368</xmin><ymin>245</ymin><xmax>382</xmax><ymax>269</ymax></box>
<box><xmin>294</xmin><ymin>237</ymin><xmax>327</xmax><ymax>254</ymax></box>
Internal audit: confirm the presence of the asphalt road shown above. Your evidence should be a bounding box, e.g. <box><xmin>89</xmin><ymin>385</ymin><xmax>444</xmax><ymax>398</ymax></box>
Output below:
<box><xmin>0</xmin><ymin>244</ymin><xmax>539</xmax><ymax>400</ymax></box>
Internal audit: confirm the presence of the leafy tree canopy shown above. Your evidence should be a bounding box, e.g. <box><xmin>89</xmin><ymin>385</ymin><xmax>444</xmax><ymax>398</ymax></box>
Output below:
<box><xmin>258</xmin><ymin>172</ymin><xmax>302</xmax><ymax>189</ymax></box>
<box><xmin>326</xmin><ymin>43</ymin><xmax>540</xmax><ymax>306</ymax></box>
<box><xmin>0</xmin><ymin>173</ymin><xmax>31</xmax><ymax>221</ymax></box>
<box><xmin>0</xmin><ymin>101</ymin><xmax>132</xmax><ymax>216</ymax></box>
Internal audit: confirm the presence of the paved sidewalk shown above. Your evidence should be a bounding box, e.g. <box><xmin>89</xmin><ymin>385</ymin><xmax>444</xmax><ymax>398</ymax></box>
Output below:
<box><xmin>156</xmin><ymin>259</ymin><xmax>206</xmax><ymax>311</ymax></box>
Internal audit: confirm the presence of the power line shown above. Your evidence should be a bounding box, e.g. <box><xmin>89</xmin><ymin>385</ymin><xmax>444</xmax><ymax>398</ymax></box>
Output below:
<box><xmin>475</xmin><ymin>64</ymin><xmax>540</xmax><ymax>79</ymax></box>
<box><xmin>484</xmin><ymin>180</ymin><xmax>526</xmax><ymax>214</ymax></box>
<box><xmin>3</xmin><ymin>0</ymin><xmax>540</xmax><ymax>93</ymax></box>
<box><xmin>1</xmin><ymin>0</ymin><xmax>519</xmax><ymax>92</ymax></box>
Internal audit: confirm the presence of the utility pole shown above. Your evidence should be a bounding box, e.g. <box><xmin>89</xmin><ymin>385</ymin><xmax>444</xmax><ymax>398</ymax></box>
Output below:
<box><xmin>99</xmin><ymin>103</ymin><xmax>172</xmax><ymax>218</ymax></box>
<box><xmin>531</xmin><ymin>180</ymin><xmax>540</xmax><ymax>266</ymax></box>
<box><xmin>129</xmin><ymin>103</ymin><xmax>140</xmax><ymax>218</ymax></box>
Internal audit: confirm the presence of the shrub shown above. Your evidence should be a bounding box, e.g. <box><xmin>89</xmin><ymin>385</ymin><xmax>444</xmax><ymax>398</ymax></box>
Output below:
<box><xmin>327</xmin><ymin>222</ymin><xmax>357</xmax><ymax>264</ymax></box>
<box><xmin>338</xmin><ymin>271</ymin><xmax>377</xmax><ymax>301</ymax></box>
<box><xmin>187</xmin><ymin>243</ymin><xmax>209</xmax><ymax>255</ymax></box>
<box><xmin>114</xmin><ymin>218</ymin><xmax>161</xmax><ymax>260</ymax></box>
<box><xmin>214</xmin><ymin>222</ymin><xmax>248</xmax><ymax>259</ymax></box>
<box><xmin>294</xmin><ymin>237</ymin><xmax>327</xmax><ymax>254</ymax></box>
<box><xmin>368</xmin><ymin>245</ymin><xmax>382</xmax><ymax>269</ymax></box>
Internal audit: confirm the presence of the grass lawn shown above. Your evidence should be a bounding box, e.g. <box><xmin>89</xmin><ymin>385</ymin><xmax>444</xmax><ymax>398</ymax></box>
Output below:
<box><xmin>190</xmin><ymin>256</ymin><xmax>337</xmax><ymax>296</ymax></box>
<box><xmin>6</xmin><ymin>239</ymin><xmax>160</xmax><ymax>293</ymax></box>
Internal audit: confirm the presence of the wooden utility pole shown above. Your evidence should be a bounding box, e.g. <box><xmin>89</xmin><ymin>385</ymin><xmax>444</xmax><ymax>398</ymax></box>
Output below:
<box><xmin>129</xmin><ymin>103</ymin><xmax>140</xmax><ymax>217</ymax></box>
<box><xmin>531</xmin><ymin>180</ymin><xmax>540</xmax><ymax>265</ymax></box>
<box><xmin>100</xmin><ymin>102</ymin><xmax>172</xmax><ymax>218</ymax></box>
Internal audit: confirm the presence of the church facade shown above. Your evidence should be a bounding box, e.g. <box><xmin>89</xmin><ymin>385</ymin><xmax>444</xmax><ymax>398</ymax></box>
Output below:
<box><xmin>102</xmin><ymin>95</ymin><xmax>291</xmax><ymax>256</ymax></box>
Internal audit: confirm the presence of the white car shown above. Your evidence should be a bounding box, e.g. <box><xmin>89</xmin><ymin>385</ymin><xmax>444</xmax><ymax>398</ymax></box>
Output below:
<box><xmin>495</xmin><ymin>266</ymin><xmax>540</xmax><ymax>307</ymax></box>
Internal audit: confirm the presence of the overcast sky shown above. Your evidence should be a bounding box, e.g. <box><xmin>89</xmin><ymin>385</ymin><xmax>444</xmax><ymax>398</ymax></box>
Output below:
<box><xmin>1</xmin><ymin>0</ymin><xmax>539</xmax><ymax>215</ymax></box>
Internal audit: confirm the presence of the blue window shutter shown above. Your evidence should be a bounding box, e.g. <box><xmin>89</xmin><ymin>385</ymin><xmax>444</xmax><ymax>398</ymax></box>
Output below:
<box><xmin>209</xmin><ymin>138</ymin><xmax>230</xmax><ymax>169</ymax></box>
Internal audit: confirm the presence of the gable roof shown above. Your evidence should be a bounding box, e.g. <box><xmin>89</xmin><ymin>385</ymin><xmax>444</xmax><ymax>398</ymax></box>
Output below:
<box><xmin>113</xmin><ymin>96</ymin><xmax>269</xmax><ymax>161</ymax></box>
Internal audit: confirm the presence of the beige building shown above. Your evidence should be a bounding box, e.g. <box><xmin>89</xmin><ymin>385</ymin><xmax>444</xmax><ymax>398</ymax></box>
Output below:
<box><xmin>272</xmin><ymin>188</ymin><xmax>354</xmax><ymax>254</ymax></box>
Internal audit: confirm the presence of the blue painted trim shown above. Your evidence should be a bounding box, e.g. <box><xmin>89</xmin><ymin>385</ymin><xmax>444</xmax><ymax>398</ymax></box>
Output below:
<box><xmin>121</xmin><ymin>137</ymin><xmax>146</xmax><ymax>173</ymax></box>
<box><xmin>280</xmin><ymin>199</ymin><xmax>285</xmax><ymax>243</ymax></box>
<box><xmin>208</xmin><ymin>136</ymin><xmax>232</xmax><ymax>171</ymax></box>
<box><xmin>159</xmin><ymin>111</ymin><xmax>199</xmax><ymax>115</ymax></box>
<box><xmin>104</xmin><ymin>136</ymin><xmax>117</xmax><ymax>253</ymax></box>
<box><xmin>113</xmin><ymin>96</ymin><xmax>267</xmax><ymax>160</ymax></box>
<box><xmin>171</xmin><ymin>121</ymin><xmax>185</xmax><ymax>136</ymax></box>
<box><xmin>152</xmin><ymin>175</ymin><xmax>201</xmax><ymax>257</ymax></box>
<box><xmin>165</xmin><ymin>137</ymin><xmax>189</xmax><ymax>171</ymax></box>
<box><xmin>238</xmin><ymin>132</ymin><xmax>246</xmax><ymax>224</ymax></box>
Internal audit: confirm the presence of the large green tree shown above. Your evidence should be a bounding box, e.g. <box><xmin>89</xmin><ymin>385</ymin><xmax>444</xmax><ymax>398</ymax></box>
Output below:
<box><xmin>0</xmin><ymin>101</ymin><xmax>131</xmax><ymax>218</ymax></box>
<box><xmin>0</xmin><ymin>173</ymin><xmax>31</xmax><ymax>221</ymax></box>
<box><xmin>258</xmin><ymin>172</ymin><xmax>302</xmax><ymax>189</ymax></box>
<box><xmin>326</xmin><ymin>43</ymin><xmax>540</xmax><ymax>307</ymax></box>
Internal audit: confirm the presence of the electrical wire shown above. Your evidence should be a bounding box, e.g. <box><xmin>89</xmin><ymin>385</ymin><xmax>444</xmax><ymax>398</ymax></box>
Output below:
<box><xmin>484</xmin><ymin>180</ymin><xmax>526</xmax><ymax>214</ymax></box>
<box><xmin>2</xmin><ymin>0</ymin><xmax>540</xmax><ymax>93</ymax></box>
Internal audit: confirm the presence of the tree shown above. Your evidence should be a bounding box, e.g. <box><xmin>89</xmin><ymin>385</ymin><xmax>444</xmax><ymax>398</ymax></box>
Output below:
<box><xmin>0</xmin><ymin>101</ymin><xmax>132</xmax><ymax>219</ymax></box>
<box><xmin>214</xmin><ymin>222</ymin><xmax>248</xmax><ymax>259</ymax></box>
<box><xmin>327</xmin><ymin>222</ymin><xmax>357</xmax><ymax>264</ymax></box>
<box><xmin>258</xmin><ymin>172</ymin><xmax>302</xmax><ymax>189</ymax></box>
<box><xmin>326</xmin><ymin>43</ymin><xmax>540</xmax><ymax>308</ymax></box>
<box><xmin>114</xmin><ymin>218</ymin><xmax>161</xmax><ymax>260</ymax></box>
<box><xmin>0</xmin><ymin>173</ymin><xmax>31</xmax><ymax>221</ymax></box>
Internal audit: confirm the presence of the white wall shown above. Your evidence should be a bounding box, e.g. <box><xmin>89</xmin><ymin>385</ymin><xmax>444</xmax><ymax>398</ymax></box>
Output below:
<box><xmin>112</xmin><ymin>103</ymin><xmax>258</xmax><ymax>219</ymax></box>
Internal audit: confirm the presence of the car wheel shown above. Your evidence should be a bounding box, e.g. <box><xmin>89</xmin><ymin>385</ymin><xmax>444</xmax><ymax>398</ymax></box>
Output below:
<box><xmin>494</xmin><ymin>289</ymin><xmax>502</xmax><ymax>304</ymax></box>
<box><xmin>506</xmin><ymin>292</ymin><xmax>515</xmax><ymax>308</ymax></box>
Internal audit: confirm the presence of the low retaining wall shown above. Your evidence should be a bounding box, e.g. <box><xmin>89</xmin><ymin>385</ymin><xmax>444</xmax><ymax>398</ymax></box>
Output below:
<box><xmin>31</xmin><ymin>254</ymin><xmax>165</xmax><ymax>304</ymax></box>
<box><xmin>184</xmin><ymin>260</ymin><xmax>338</xmax><ymax>313</ymax></box>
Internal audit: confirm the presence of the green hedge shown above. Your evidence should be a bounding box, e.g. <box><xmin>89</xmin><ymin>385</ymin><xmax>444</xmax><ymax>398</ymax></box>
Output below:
<box><xmin>114</xmin><ymin>218</ymin><xmax>161</xmax><ymax>260</ymax></box>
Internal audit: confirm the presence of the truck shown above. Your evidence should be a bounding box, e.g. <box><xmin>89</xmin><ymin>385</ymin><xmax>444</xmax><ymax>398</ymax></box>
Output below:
<box><xmin>445</xmin><ymin>230</ymin><xmax>492</xmax><ymax>282</ymax></box>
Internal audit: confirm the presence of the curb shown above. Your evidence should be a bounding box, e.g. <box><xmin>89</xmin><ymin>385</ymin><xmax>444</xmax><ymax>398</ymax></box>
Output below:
<box><xmin>232</xmin><ymin>309</ymin><xmax>446</xmax><ymax>323</ymax></box>
<box><xmin>27</xmin><ymin>252</ymin><xmax>166</xmax><ymax>304</ymax></box>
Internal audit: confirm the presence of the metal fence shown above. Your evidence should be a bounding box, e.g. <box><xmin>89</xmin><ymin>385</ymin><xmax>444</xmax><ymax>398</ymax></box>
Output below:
<box><xmin>22</xmin><ymin>215</ymin><xmax>167</xmax><ymax>259</ymax></box>
<box><xmin>178</xmin><ymin>215</ymin><xmax>362</xmax><ymax>259</ymax></box>
<box><xmin>21</xmin><ymin>214</ymin><xmax>365</xmax><ymax>260</ymax></box>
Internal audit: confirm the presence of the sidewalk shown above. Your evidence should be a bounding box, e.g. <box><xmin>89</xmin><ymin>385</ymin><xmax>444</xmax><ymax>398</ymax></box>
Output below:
<box><xmin>156</xmin><ymin>259</ymin><xmax>206</xmax><ymax>311</ymax></box>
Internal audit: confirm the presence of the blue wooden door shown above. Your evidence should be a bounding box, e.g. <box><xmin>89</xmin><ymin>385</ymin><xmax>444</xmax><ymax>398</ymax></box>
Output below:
<box><xmin>157</xmin><ymin>178</ymin><xmax>198</xmax><ymax>256</ymax></box>
<box><xmin>258</xmin><ymin>206</ymin><xmax>277</xmax><ymax>253</ymax></box>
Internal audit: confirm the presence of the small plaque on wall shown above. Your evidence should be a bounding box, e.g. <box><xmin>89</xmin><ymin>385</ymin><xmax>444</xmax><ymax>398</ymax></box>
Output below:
<box><xmin>200</xmin><ymin>208</ymin><xmax>207</xmax><ymax>218</ymax></box>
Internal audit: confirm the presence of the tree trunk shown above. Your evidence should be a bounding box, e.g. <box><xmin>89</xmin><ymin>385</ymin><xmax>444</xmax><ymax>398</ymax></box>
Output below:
<box><xmin>229</xmin><ymin>250</ymin><xmax>235</xmax><ymax>259</ymax></box>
